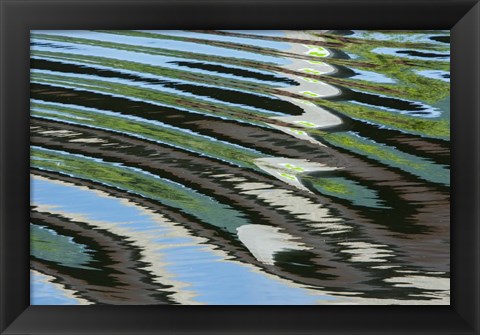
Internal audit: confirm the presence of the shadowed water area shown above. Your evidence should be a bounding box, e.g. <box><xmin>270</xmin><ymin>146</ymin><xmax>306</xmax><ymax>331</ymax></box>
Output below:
<box><xmin>30</xmin><ymin>30</ymin><xmax>450</xmax><ymax>305</ymax></box>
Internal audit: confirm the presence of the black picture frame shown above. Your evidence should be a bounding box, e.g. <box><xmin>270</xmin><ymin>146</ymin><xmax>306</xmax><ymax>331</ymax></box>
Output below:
<box><xmin>1</xmin><ymin>0</ymin><xmax>479</xmax><ymax>334</ymax></box>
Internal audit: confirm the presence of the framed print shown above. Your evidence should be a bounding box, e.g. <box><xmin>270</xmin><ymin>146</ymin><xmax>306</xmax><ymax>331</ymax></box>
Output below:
<box><xmin>1</xmin><ymin>0</ymin><xmax>479</xmax><ymax>334</ymax></box>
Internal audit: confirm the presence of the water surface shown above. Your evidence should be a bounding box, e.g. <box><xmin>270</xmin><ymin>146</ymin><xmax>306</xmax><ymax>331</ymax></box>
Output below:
<box><xmin>30</xmin><ymin>30</ymin><xmax>450</xmax><ymax>305</ymax></box>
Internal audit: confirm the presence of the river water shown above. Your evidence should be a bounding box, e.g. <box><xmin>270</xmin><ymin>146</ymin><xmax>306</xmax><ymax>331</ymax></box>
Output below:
<box><xmin>30</xmin><ymin>30</ymin><xmax>450</xmax><ymax>305</ymax></box>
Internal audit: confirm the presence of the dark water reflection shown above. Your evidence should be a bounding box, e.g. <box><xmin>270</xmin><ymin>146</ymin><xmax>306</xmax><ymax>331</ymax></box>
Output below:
<box><xmin>30</xmin><ymin>30</ymin><xmax>450</xmax><ymax>305</ymax></box>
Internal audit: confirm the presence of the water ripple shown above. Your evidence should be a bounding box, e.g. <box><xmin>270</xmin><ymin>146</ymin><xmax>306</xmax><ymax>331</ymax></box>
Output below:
<box><xmin>30</xmin><ymin>30</ymin><xmax>450</xmax><ymax>305</ymax></box>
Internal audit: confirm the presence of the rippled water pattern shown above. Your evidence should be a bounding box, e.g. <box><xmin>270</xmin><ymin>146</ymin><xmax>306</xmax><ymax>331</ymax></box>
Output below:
<box><xmin>30</xmin><ymin>30</ymin><xmax>450</xmax><ymax>305</ymax></box>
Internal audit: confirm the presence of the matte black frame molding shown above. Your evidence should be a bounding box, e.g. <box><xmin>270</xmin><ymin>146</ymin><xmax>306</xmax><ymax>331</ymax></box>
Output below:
<box><xmin>1</xmin><ymin>0</ymin><xmax>479</xmax><ymax>334</ymax></box>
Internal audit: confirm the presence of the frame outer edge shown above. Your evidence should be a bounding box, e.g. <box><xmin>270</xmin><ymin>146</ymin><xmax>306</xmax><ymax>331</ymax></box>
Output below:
<box><xmin>1</xmin><ymin>1</ymin><xmax>8</xmax><ymax>333</ymax></box>
<box><xmin>0</xmin><ymin>0</ymin><xmax>4</xmax><ymax>329</ymax></box>
<box><xmin>452</xmin><ymin>1</ymin><xmax>480</xmax><ymax>333</ymax></box>
<box><xmin>0</xmin><ymin>0</ymin><xmax>479</xmax><ymax>334</ymax></box>
<box><xmin>1</xmin><ymin>1</ymin><xmax>31</xmax><ymax>333</ymax></box>
<box><xmin>474</xmin><ymin>3</ymin><xmax>479</xmax><ymax>333</ymax></box>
